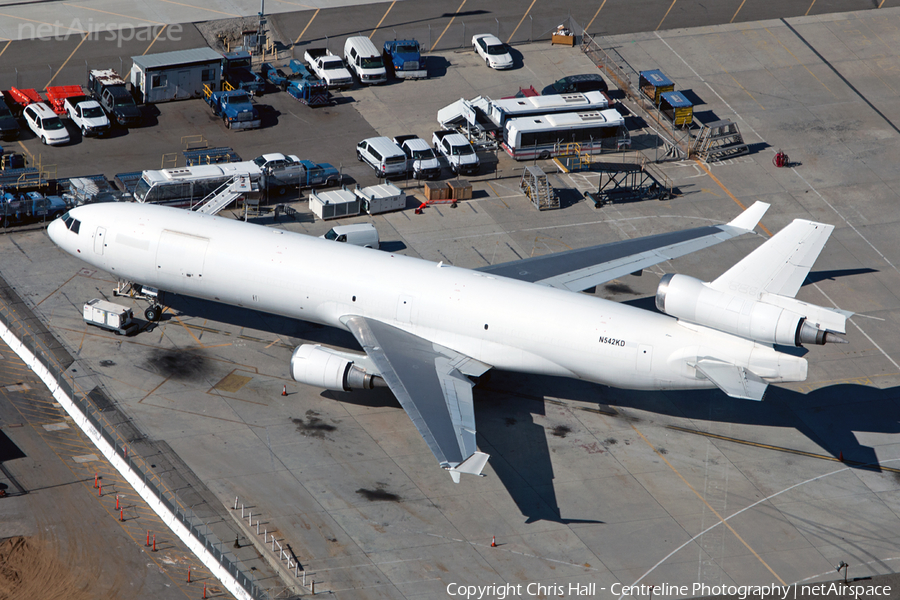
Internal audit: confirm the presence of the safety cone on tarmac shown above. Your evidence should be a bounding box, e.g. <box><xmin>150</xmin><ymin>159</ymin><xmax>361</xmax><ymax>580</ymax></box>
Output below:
<box><xmin>282</xmin><ymin>385</ymin><xmax>288</xmax><ymax>396</ymax></box>
<box><xmin>491</xmin><ymin>536</ymin><xmax>497</xmax><ymax>547</ymax></box>
<box><xmin>839</xmin><ymin>451</ymin><xmax>844</xmax><ymax>462</ymax></box>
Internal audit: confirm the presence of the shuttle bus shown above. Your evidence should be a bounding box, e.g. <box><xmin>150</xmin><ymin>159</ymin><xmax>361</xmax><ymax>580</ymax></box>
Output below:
<box><xmin>502</xmin><ymin>109</ymin><xmax>626</xmax><ymax>161</ymax></box>
<box><xmin>488</xmin><ymin>91</ymin><xmax>610</xmax><ymax>128</ymax></box>
<box><xmin>133</xmin><ymin>162</ymin><xmax>262</xmax><ymax>207</ymax></box>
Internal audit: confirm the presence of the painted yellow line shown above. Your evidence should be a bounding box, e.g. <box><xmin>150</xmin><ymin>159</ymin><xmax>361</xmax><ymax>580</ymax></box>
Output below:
<box><xmin>584</xmin><ymin>0</ymin><xmax>608</xmax><ymax>34</ymax></box>
<box><xmin>295</xmin><ymin>8</ymin><xmax>319</xmax><ymax>44</ymax></box>
<box><xmin>0</xmin><ymin>11</ymin><xmax>85</xmax><ymax>33</ymax></box>
<box><xmin>765</xmin><ymin>27</ymin><xmax>834</xmax><ymax>96</ymax></box>
<box><xmin>656</xmin><ymin>0</ymin><xmax>677</xmax><ymax>31</ymax></box>
<box><xmin>61</xmin><ymin>3</ymin><xmax>165</xmax><ymax>25</ymax></box>
<box><xmin>156</xmin><ymin>0</ymin><xmax>239</xmax><ymax>18</ymax></box>
<box><xmin>431</xmin><ymin>0</ymin><xmax>466</xmax><ymax>52</ymax></box>
<box><xmin>730</xmin><ymin>0</ymin><xmax>747</xmax><ymax>23</ymax></box>
<box><xmin>142</xmin><ymin>24</ymin><xmax>167</xmax><ymax>55</ymax></box>
<box><xmin>370</xmin><ymin>1</ymin><xmax>396</xmax><ymax>40</ymax></box>
<box><xmin>879</xmin><ymin>0</ymin><xmax>887</xmax><ymax>7</ymax></box>
<box><xmin>693</xmin><ymin>158</ymin><xmax>773</xmax><ymax>237</ymax></box>
<box><xmin>173</xmin><ymin>315</ymin><xmax>206</xmax><ymax>347</ymax></box>
<box><xmin>46</xmin><ymin>33</ymin><xmax>89</xmax><ymax>88</ymax></box>
<box><xmin>630</xmin><ymin>423</ymin><xmax>787</xmax><ymax>586</ymax></box>
<box><xmin>668</xmin><ymin>425</ymin><xmax>900</xmax><ymax>473</ymax></box>
<box><xmin>269</xmin><ymin>0</ymin><xmax>315</xmax><ymax>7</ymax></box>
<box><xmin>714</xmin><ymin>58</ymin><xmax>765</xmax><ymax>109</ymax></box>
<box><xmin>507</xmin><ymin>0</ymin><xmax>538</xmax><ymax>44</ymax></box>
<box><xmin>0</xmin><ymin>40</ymin><xmax>11</xmax><ymax>59</ymax></box>
<box><xmin>805</xmin><ymin>0</ymin><xmax>817</xmax><ymax>15</ymax></box>
<box><xmin>16</xmin><ymin>141</ymin><xmax>33</xmax><ymax>162</ymax></box>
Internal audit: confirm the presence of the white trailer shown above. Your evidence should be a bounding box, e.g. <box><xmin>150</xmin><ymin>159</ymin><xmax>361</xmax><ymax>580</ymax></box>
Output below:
<box><xmin>355</xmin><ymin>183</ymin><xmax>406</xmax><ymax>214</ymax></box>
<box><xmin>309</xmin><ymin>188</ymin><xmax>360</xmax><ymax>220</ymax></box>
<box><xmin>83</xmin><ymin>299</ymin><xmax>138</xmax><ymax>335</ymax></box>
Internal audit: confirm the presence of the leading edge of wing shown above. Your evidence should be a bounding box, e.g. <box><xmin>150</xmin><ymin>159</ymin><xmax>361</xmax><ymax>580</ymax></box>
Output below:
<box><xmin>477</xmin><ymin>201</ymin><xmax>770</xmax><ymax>292</ymax></box>
<box><xmin>343</xmin><ymin>316</ymin><xmax>489</xmax><ymax>481</ymax></box>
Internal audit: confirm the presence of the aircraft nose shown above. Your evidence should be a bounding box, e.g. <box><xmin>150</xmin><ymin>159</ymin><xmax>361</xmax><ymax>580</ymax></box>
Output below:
<box><xmin>47</xmin><ymin>216</ymin><xmax>65</xmax><ymax>246</ymax></box>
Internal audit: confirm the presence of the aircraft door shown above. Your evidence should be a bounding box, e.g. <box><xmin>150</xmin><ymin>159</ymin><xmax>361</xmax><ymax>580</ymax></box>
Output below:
<box><xmin>93</xmin><ymin>227</ymin><xmax>106</xmax><ymax>255</ymax></box>
<box><xmin>637</xmin><ymin>344</ymin><xmax>653</xmax><ymax>373</ymax></box>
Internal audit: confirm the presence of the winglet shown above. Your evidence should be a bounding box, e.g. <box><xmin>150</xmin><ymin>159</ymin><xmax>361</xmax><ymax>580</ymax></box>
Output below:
<box><xmin>447</xmin><ymin>452</ymin><xmax>490</xmax><ymax>483</ymax></box>
<box><xmin>725</xmin><ymin>201</ymin><xmax>770</xmax><ymax>233</ymax></box>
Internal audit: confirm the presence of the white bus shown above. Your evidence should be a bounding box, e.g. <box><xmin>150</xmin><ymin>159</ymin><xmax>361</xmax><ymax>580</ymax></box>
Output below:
<box><xmin>502</xmin><ymin>109</ymin><xmax>626</xmax><ymax>161</ymax></box>
<box><xmin>133</xmin><ymin>162</ymin><xmax>262</xmax><ymax>207</ymax></box>
<box><xmin>488</xmin><ymin>91</ymin><xmax>610</xmax><ymax>128</ymax></box>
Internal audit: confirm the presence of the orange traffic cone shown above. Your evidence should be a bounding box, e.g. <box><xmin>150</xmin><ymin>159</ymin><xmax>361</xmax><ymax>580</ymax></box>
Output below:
<box><xmin>491</xmin><ymin>536</ymin><xmax>497</xmax><ymax>547</ymax></box>
<box><xmin>839</xmin><ymin>451</ymin><xmax>844</xmax><ymax>462</ymax></box>
<box><xmin>282</xmin><ymin>385</ymin><xmax>288</xmax><ymax>396</ymax></box>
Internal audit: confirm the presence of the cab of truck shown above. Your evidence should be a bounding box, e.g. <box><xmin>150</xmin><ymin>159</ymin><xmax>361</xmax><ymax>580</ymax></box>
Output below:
<box><xmin>344</xmin><ymin>37</ymin><xmax>387</xmax><ymax>85</ymax></box>
<box><xmin>320</xmin><ymin>223</ymin><xmax>379</xmax><ymax>249</ymax></box>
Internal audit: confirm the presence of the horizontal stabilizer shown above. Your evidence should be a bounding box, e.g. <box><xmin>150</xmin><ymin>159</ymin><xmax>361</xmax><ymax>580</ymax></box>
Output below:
<box><xmin>447</xmin><ymin>451</ymin><xmax>490</xmax><ymax>483</ymax></box>
<box><xmin>692</xmin><ymin>359</ymin><xmax>768</xmax><ymax>401</ymax></box>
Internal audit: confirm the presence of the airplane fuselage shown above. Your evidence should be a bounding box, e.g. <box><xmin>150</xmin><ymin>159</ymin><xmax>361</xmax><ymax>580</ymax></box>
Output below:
<box><xmin>48</xmin><ymin>204</ymin><xmax>807</xmax><ymax>393</ymax></box>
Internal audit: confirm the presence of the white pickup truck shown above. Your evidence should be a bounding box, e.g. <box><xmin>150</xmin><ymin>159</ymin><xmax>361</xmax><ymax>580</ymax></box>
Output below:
<box><xmin>304</xmin><ymin>48</ymin><xmax>353</xmax><ymax>89</ymax></box>
<box><xmin>433</xmin><ymin>130</ymin><xmax>480</xmax><ymax>176</ymax></box>
<box><xmin>63</xmin><ymin>96</ymin><xmax>111</xmax><ymax>137</ymax></box>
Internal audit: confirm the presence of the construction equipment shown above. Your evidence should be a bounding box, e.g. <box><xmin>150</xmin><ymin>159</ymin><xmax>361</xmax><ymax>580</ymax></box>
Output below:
<box><xmin>520</xmin><ymin>166</ymin><xmax>558</xmax><ymax>211</ymax></box>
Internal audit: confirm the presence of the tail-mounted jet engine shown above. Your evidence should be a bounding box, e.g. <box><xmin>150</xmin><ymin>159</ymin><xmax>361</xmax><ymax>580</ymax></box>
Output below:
<box><xmin>290</xmin><ymin>344</ymin><xmax>384</xmax><ymax>391</ymax></box>
<box><xmin>656</xmin><ymin>274</ymin><xmax>848</xmax><ymax>347</ymax></box>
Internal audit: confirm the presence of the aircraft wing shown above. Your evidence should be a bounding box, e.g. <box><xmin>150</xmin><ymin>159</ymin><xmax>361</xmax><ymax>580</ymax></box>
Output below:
<box><xmin>343</xmin><ymin>316</ymin><xmax>490</xmax><ymax>482</ymax></box>
<box><xmin>478</xmin><ymin>201</ymin><xmax>769</xmax><ymax>293</ymax></box>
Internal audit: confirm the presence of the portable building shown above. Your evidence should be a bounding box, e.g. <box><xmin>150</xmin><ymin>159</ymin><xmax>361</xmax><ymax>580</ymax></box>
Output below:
<box><xmin>130</xmin><ymin>48</ymin><xmax>223</xmax><ymax>103</ymax></box>
<box><xmin>354</xmin><ymin>183</ymin><xmax>405</xmax><ymax>215</ymax></box>
<box><xmin>659</xmin><ymin>91</ymin><xmax>693</xmax><ymax>127</ymax></box>
<box><xmin>639</xmin><ymin>70</ymin><xmax>675</xmax><ymax>105</ymax></box>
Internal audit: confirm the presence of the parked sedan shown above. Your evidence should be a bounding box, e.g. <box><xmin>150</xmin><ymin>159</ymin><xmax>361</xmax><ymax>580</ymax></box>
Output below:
<box><xmin>472</xmin><ymin>34</ymin><xmax>513</xmax><ymax>70</ymax></box>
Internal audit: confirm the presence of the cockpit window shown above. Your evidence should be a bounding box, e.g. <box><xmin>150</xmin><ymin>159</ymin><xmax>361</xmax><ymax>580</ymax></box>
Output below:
<box><xmin>61</xmin><ymin>212</ymin><xmax>81</xmax><ymax>233</ymax></box>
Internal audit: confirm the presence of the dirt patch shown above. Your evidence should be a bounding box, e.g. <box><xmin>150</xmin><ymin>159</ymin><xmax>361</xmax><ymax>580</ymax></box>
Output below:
<box><xmin>145</xmin><ymin>348</ymin><xmax>211</xmax><ymax>381</ymax></box>
<box><xmin>356</xmin><ymin>487</ymin><xmax>400</xmax><ymax>502</ymax></box>
<box><xmin>550</xmin><ymin>425</ymin><xmax>572</xmax><ymax>438</ymax></box>
<box><xmin>0</xmin><ymin>536</ymin><xmax>94</xmax><ymax>600</ymax></box>
<box><xmin>292</xmin><ymin>410</ymin><xmax>336</xmax><ymax>438</ymax></box>
<box><xmin>604</xmin><ymin>437</ymin><xmax>617</xmax><ymax>445</ymax></box>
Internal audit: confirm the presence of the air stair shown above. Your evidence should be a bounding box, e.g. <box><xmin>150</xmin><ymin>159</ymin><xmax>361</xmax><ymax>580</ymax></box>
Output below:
<box><xmin>193</xmin><ymin>174</ymin><xmax>257</xmax><ymax>215</ymax></box>
<box><xmin>693</xmin><ymin>119</ymin><xmax>748</xmax><ymax>162</ymax></box>
<box><xmin>520</xmin><ymin>166</ymin><xmax>558</xmax><ymax>211</ymax></box>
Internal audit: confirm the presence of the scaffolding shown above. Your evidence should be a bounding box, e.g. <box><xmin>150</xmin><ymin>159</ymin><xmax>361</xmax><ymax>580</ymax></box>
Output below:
<box><xmin>583</xmin><ymin>154</ymin><xmax>672</xmax><ymax>207</ymax></box>
<box><xmin>693</xmin><ymin>119</ymin><xmax>748</xmax><ymax>162</ymax></box>
<box><xmin>520</xmin><ymin>166</ymin><xmax>558</xmax><ymax>211</ymax></box>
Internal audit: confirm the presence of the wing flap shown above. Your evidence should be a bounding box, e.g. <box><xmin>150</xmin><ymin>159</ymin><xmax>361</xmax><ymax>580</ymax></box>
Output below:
<box><xmin>692</xmin><ymin>359</ymin><xmax>768</xmax><ymax>401</ymax></box>
<box><xmin>343</xmin><ymin>316</ymin><xmax>489</xmax><ymax>479</ymax></box>
<box><xmin>478</xmin><ymin>202</ymin><xmax>769</xmax><ymax>292</ymax></box>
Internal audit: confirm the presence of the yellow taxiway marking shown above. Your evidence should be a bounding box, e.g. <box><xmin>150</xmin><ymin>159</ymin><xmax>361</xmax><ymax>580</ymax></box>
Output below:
<box><xmin>431</xmin><ymin>0</ymin><xmax>467</xmax><ymax>52</ymax></box>
<box><xmin>805</xmin><ymin>0</ymin><xmax>818</xmax><ymax>16</ymax></box>
<box><xmin>507</xmin><ymin>0</ymin><xmax>538</xmax><ymax>44</ymax></box>
<box><xmin>62</xmin><ymin>3</ymin><xmax>164</xmax><ymax>25</ymax></box>
<box><xmin>584</xmin><ymin>0</ymin><xmax>608</xmax><ymax>34</ymax></box>
<box><xmin>295</xmin><ymin>8</ymin><xmax>319</xmax><ymax>44</ymax></box>
<box><xmin>143</xmin><ymin>24</ymin><xmax>167</xmax><ymax>55</ymax></box>
<box><xmin>370</xmin><ymin>1</ymin><xmax>396</xmax><ymax>40</ymax></box>
<box><xmin>730</xmin><ymin>0</ymin><xmax>747</xmax><ymax>23</ymax></box>
<box><xmin>693</xmin><ymin>158</ymin><xmax>773</xmax><ymax>237</ymax></box>
<box><xmin>0</xmin><ymin>40</ymin><xmax>11</xmax><ymax>59</ymax></box>
<box><xmin>656</xmin><ymin>0</ymin><xmax>678</xmax><ymax>31</ymax></box>
<box><xmin>156</xmin><ymin>0</ymin><xmax>239</xmax><ymax>18</ymax></box>
<box><xmin>47</xmin><ymin>33</ymin><xmax>89</xmax><ymax>88</ymax></box>
<box><xmin>631</xmin><ymin>423</ymin><xmax>787</xmax><ymax>586</ymax></box>
<box><xmin>0</xmin><ymin>12</ymin><xmax>85</xmax><ymax>33</ymax></box>
<box><xmin>765</xmin><ymin>27</ymin><xmax>834</xmax><ymax>96</ymax></box>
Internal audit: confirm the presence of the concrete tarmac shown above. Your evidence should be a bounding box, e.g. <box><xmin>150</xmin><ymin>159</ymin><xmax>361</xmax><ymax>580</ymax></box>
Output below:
<box><xmin>2</xmin><ymin>2</ymin><xmax>900</xmax><ymax>600</ymax></box>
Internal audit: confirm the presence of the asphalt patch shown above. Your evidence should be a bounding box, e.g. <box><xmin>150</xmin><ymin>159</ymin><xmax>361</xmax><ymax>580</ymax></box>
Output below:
<box><xmin>145</xmin><ymin>348</ymin><xmax>211</xmax><ymax>381</ymax></box>
<box><xmin>551</xmin><ymin>425</ymin><xmax>572</xmax><ymax>438</ymax></box>
<box><xmin>356</xmin><ymin>487</ymin><xmax>400</xmax><ymax>502</ymax></box>
<box><xmin>292</xmin><ymin>410</ymin><xmax>336</xmax><ymax>438</ymax></box>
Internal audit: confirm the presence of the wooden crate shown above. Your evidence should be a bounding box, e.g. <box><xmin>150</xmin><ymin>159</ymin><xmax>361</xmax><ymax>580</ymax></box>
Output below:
<box><xmin>551</xmin><ymin>34</ymin><xmax>575</xmax><ymax>46</ymax></box>
<box><xmin>448</xmin><ymin>180</ymin><xmax>472</xmax><ymax>200</ymax></box>
<box><xmin>424</xmin><ymin>181</ymin><xmax>450</xmax><ymax>201</ymax></box>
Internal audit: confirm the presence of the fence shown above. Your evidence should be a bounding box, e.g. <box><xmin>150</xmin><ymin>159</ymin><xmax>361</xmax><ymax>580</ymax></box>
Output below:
<box><xmin>0</xmin><ymin>284</ymin><xmax>271</xmax><ymax>600</ymax></box>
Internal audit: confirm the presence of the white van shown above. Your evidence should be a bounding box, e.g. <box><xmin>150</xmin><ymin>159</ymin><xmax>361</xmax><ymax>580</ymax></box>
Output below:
<box><xmin>320</xmin><ymin>223</ymin><xmax>379</xmax><ymax>249</ymax></box>
<box><xmin>356</xmin><ymin>137</ymin><xmax>407</xmax><ymax>178</ymax></box>
<box><xmin>344</xmin><ymin>36</ymin><xmax>387</xmax><ymax>85</ymax></box>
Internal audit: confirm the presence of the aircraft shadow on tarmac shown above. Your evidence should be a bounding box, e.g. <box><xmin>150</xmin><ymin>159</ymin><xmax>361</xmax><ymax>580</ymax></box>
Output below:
<box><xmin>158</xmin><ymin>268</ymin><xmax>894</xmax><ymax>525</ymax></box>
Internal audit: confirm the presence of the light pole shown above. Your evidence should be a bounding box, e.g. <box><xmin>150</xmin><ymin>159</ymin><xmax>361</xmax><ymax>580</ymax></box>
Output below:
<box><xmin>837</xmin><ymin>561</ymin><xmax>849</xmax><ymax>585</ymax></box>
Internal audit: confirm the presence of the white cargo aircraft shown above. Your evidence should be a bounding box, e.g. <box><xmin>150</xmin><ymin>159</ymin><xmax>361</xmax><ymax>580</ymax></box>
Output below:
<box><xmin>48</xmin><ymin>201</ymin><xmax>850</xmax><ymax>481</ymax></box>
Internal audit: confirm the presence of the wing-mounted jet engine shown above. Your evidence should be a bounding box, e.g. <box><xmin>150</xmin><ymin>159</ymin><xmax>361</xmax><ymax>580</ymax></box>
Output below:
<box><xmin>656</xmin><ymin>219</ymin><xmax>851</xmax><ymax>347</ymax></box>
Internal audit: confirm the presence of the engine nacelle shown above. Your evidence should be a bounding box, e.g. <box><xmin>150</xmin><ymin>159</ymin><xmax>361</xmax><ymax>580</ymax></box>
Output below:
<box><xmin>656</xmin><ymin>274</ymin><xmax>843</xmax><ymax>346</ymax></box>
<box><xmin>290</xmin><ymin>344</ymin><xmax>380</xmax><ymax>391</ymax></box>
